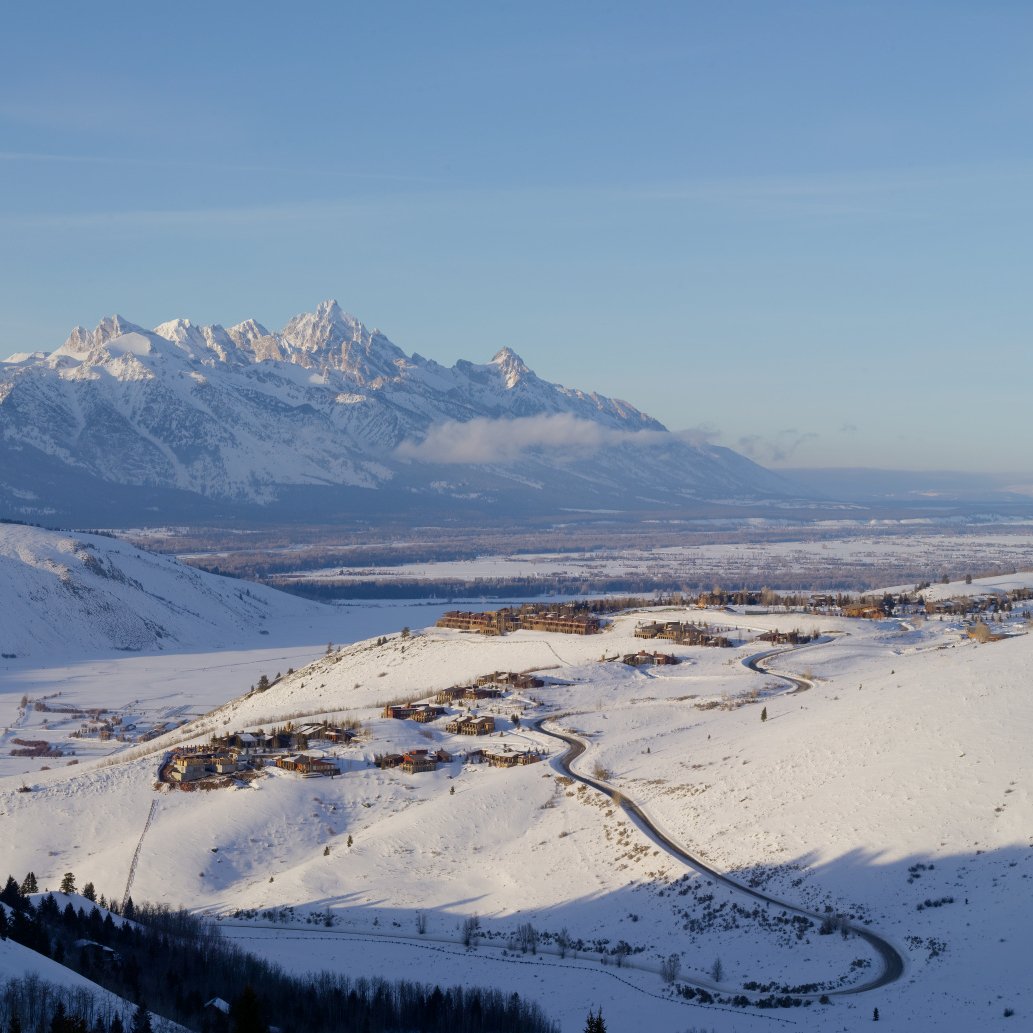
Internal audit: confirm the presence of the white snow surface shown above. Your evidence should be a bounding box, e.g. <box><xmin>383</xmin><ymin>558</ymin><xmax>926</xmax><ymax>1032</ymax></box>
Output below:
<box><xmin>1</xmin><ymin>594</ymin><xmax>1030</xmax><ymax>1031</ymax></box>
<box><xmin>281</xmin><ymin>530</ymin><xmax>1033</xmax><ymax>595</ymax></box>
<box><xmin>0</xmin><ymin>524</ymin><xmax>329</xmax><ymax>658</ymax></box>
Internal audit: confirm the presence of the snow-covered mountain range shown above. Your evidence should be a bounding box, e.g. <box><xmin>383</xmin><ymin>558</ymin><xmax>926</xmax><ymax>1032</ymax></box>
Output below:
<box><xmin>0</xmin><ymin>301</ymin><xmax>798</xmax><ymax>523</ymax></box>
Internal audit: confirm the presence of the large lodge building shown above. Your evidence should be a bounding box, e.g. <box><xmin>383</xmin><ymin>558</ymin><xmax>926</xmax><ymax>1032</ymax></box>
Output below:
<box><xmin>436</xmin><ymin>609</ymin><xmax>601</xmax><ymax>636</ymax></box>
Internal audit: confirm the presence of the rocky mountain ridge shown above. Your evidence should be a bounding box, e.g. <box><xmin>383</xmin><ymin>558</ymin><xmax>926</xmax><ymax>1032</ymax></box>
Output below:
<box><xmin>0</xmin><ymin>301</ymin><xmax>798</xmax><ymax>523</ymax></box>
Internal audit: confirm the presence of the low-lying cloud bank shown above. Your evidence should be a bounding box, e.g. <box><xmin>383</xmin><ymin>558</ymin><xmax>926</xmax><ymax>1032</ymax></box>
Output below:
<box><xmin>396</xmin><ymin>413</ymin><xmax>686</xmax><ymax>465</ymax></box>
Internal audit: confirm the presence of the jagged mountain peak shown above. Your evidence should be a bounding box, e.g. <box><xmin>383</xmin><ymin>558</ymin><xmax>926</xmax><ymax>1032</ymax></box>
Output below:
<box><xmin>280</xmin><ymin>301</ymin><xmax>406</xmax><ymax>377</ymax></box>
<box><xmin>153</xmin><ymin>317</ymin><xmax>202</xmax><ymax>345</ymax></box>
<box><xmin>226</xmin><ymin>318</ymin><xmax>273</xmax><ymax>348</ymax></box>
<box><xmin>491</xmin><ymin>346</ymin><xmax>529</xmax><ymax>369</ymax></box>
<box><xmin>490</xmin><ymin>346</ymin><xmax>532</xmax><ymax>384</ymax></box>
<box><xmin>95</xmin><ymin>313</ymin><xmax>142</xmax><ymax>340</ymax></box>
<box><xmin>315</xmin><ymin>298</ymin><xmax>344</xmax><ymax>318</ymax></box>
<box><xmin>56</xmin><ymin>314</ymin><xmax>145</xmax><ymax>358</ymax></box>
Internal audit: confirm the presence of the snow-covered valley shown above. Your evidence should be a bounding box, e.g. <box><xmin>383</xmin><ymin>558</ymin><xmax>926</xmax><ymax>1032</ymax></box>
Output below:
<box><xmin>2</xmin><ymin>529</ymin><xmax>1031</xmax><ymax>1032</ymax></box>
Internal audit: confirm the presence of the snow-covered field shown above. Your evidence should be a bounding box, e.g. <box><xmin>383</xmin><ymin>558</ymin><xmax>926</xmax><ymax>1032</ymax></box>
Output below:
<box><xmin>2</xmin><ymin>553</ymin><xmax>1030</xmax><ymax>1031</ymax></box>
<box><xmin>274</xmin><ymin>529</ymin><xmax>1033</xmax><ymax>592</ymax></box>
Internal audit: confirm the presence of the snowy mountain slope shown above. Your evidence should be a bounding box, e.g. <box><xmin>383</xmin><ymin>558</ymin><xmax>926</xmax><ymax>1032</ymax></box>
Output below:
<box><xmin>0</xmin><ymin>523</ymin><xmax>327</xmax><ymax>658</ymax></box>
<box><xmin>2</xmin><ymin>607</ymin><xmax>1030</xmax><ymax>1030</ymax></box>
<box><xmin>0</xmin><ymin>301</ymin><xmax>798</xmax><ymax>522</ymax></box>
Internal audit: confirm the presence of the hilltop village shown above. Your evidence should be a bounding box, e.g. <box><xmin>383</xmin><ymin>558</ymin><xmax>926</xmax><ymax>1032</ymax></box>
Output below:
<box><xmin>156</xmin><ymin>611</ymin><xmax>758</xmax><ymax>793</ymax></box>
<box><xmin>161</xmin><ymin>668</ymin><xmax>550</xmax><ymax>789</ymax></box>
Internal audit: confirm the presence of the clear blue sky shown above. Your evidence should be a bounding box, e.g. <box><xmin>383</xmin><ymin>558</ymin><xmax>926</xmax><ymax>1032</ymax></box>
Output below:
<box><xmin>2</xmin><ymin>1</ymin><xmax>1032</xmax><ymax>472</ymax></box>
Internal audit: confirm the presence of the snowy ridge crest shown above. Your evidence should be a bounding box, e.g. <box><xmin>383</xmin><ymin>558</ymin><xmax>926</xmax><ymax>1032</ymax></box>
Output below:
<box><xmin>0</xmin><ymin>301</ymin><xmax>796</xmax><ymax>514</ymax></box>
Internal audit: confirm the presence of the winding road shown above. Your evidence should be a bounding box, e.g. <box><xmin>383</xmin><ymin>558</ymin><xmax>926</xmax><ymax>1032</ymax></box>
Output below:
<box><xmin>533</xmin><ymin>643</ymin><xmax>904</xmax><ymax>998</ymax></box>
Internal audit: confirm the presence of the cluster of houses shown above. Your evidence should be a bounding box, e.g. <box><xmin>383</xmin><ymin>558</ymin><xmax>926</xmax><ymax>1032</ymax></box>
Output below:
<box><xmin>375</xmin><ymin>747</ymin><xmax>452</xmax><ymax>772</ymax></box>
<box><xmin>274</xmin><ymin>754</ymin><xmax>338</xmax><ymax>776</ymax></box>
<box><xmin>757</xmin><ymin>629</ymin><xmax>815</xmax><ymax>645</ymax></box>
<box><xmin>621</xmin><ymin>650</ymin><xmax>681</xmax><ymax>667</ymax></box>
<box><xmin>382</xmin><ymin>702</ymin><xmax>446</xmax><ymax>722</ymax></box>
<box><xmin>633</xmin><ymin>620</ymin><xmax>733</xmax><ymax>647</ymax></box>
<box><xmin>164</xmin><ymin>748</ymin><xmax>245</xmax><ymax>783</ymax></box>
<box><xmin>436</xmin><ymin>609</ymin><xmax>601</xmax><ymax>636</ymax></box>
<box><xmin>375</xmin><ymin>744</ymin><xmax>544</xmax><ymax>773</ymax></box>
<box><xmin>211</xmin><ymin>721</ymin><xmax>358</xmax><ymax>752</ymax></box>
<box><xmin>70</xmin><ymin>710</ymin><xmax>118</xmax><ymax>741</ymax></box>
<box><xmin>433</xmin><ymin>686</ymin><xmax>500</xmax><ymax>705</ymax></box>
<box><xmin>383</xmin><ymin>671</ymin><xmax>546</xmax><ymax>725</ymax></box>
<box><xmin>161</xmin><ymin>668</ymin><xmax>549</xmax><ymax>791</ymax></box>
<box><xmin>446</xmin><ymin>714</ymin><xmax>496</xmax><ymax>735</ymax></box>
<box><xmin>163</xmin><ymin>721</ymin><xmax>360</xmax><ymax>786</ymax></box>
<box><xmin>165</xmin><ymin>747</ymin><xmax>341</xmax><ymax>783</ymax></box>
<box><xmin>477</xmin><ymin>671</ymin><xmax>546</xmax><ymax>690</ymax></box>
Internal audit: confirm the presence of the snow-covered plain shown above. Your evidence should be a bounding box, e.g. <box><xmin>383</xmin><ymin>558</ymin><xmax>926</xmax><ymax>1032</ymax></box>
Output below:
<box><xmin>275</xmin><ymin>529</ymin><xmax>1033</xmax><ymax>593</ymax></box>
<box><xmin>2</xmin><ymin>564</ymin><xmax>1031</xmax><ymax>1032</ymax></box>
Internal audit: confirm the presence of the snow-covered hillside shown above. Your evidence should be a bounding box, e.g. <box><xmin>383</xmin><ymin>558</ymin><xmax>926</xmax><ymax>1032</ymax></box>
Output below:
<box><xmin>2</xmin><ymin>603</ymin><xmax>1030</xmax><ymax>1031</ymax></box>
<box><xmin>0</xmin><ymin>301</ymin><xmax>797</xmax><ymax>523</ymax></box>
<box><xmin>0</xmin><ymin>523</ymin><xmax>326</xmax><ymax>658</ymax></box>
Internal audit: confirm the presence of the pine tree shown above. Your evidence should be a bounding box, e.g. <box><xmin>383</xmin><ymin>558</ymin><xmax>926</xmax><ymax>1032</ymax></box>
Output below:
<box><xmin>231</xmin><ymin>985</ymin><xmax>267</xmax><ymax>1033</ymax></box>
<box><xmin>583</xmin><ymin>1008</ymin><xmax>607</xmax><ymax>1033</ymax></box>
<box><xmin>20</xmin><ymin>872</ymin><xmax>38</xmax><ymax>895</ymax></box>
<box><xmin>760</xmin><ymin>706</ymin><xmax>768</xmax><ymax>722</ymax></box>
<box><xmin>82</xmin><ymin>882</ymin><xmax>96</xmax><ymax>902</ymax></box>
<box><xmin>49</xmin><ymin>1002</ymin><xmax>68</xmax><ymax>1033</ymax></box>
<box><xmin>0</xmin><ymin>876</ymin><xmax>23</xmax><ymax>909</ymax></box>
<box><xmin>131</xmin><ymin>1005</ymin><xmax>152</xmax><ymax>1033</ymax></box>
<box><xmin>59</xmin><ymin>872</ymin><xmax>76</xmax><ymax>894</ymax></box>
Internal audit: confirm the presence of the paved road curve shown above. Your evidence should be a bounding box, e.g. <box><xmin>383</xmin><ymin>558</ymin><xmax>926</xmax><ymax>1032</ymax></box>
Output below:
<box><xmin>533</xmin><ymin>645</ymin><xmax>904</xmax><ymax>997</ymax></box>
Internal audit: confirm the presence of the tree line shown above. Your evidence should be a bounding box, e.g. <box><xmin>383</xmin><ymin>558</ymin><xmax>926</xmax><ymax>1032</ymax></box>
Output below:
<box><xmin>0</xmin><ymin>875</ymin><xmax>558</xmax><ymax>1033</ymax></box>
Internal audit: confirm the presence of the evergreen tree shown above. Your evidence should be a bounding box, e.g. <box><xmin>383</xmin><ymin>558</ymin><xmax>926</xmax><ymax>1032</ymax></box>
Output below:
<box><xmin>82</xmin><ymin>882</ymin><xmax>96</xmax><ymax>902</ymax></box>
<box><xmin>9</xmin><ymin>1011</ymin><xmax>22</xmax><ymax>1033</ymax></box>
<box><xmin>231</xmin><ymin>985</ymin><xmax>267</xmax><ymax>1033</ymax></box>
<box><xmin>131</xmin><ymin>1005</ymin><xmax>152</xmax><ymax>1033</ymax></box>
<box><xmin>20</xmin><ymin>872</ymin><xmax>38</xmax><ymax>895</ymax></box>
<box><xmin>123</xmin><ymin>897</ymin><xmax>136</xmax><ymax>920</ymax></box>
<box><xmin>109</xmin><ymin>1017</ymin><xmax>124</xmax><ymax>1033</ymax></box>
<box><xmin>0</xmin><ymin>905</ymin><xmax>7</xmax><ymax>939</ymax></box>
<box><xmin>59</xmin><ymin>872</ymin><xmax>76</xmax><ymax>894</ymax></box>
<box><xmin>760</xmin><ymin>706</ymin><xmax>768</xmax><ymax>722</ymax></box>
<box><xmin>0</xmin><ymin>876</ymin><xmax>23</xmax><ymax>909</ymax></box>
<box><xmin>583</xmin><ymin>1007</ymin><xmax>607</xmax><ymax>1033</ymax></box>
<box><xmin>50</xmin><ymin>1002</ymin><xmax>68</xmax><ymax>1033</ymax></box>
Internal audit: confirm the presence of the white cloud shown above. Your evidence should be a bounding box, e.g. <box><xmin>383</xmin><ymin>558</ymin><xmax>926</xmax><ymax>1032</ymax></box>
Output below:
<box><xmin>396</xmin><ymin>413</ymin><xmax>671</xmax><ymax>465</ymax></box>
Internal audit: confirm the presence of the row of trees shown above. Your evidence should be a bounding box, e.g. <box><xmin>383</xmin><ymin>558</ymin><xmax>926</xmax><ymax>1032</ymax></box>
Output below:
<box><xmin>0</xmin><ymin>974</ymin><xmax>158</xmax><ymax>1033</ymax></box>
<box><xmin>0</xmin><ymin>875</ymin><xmax>559</xmax><ymax>1033</ymax></box>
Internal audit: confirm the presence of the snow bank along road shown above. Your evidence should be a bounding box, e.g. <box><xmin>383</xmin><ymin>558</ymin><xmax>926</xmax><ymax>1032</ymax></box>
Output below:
<box><xmin>534</xmin><ymin>643</ymin><xmax>905</xmax><ymax>998</ymax></box>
